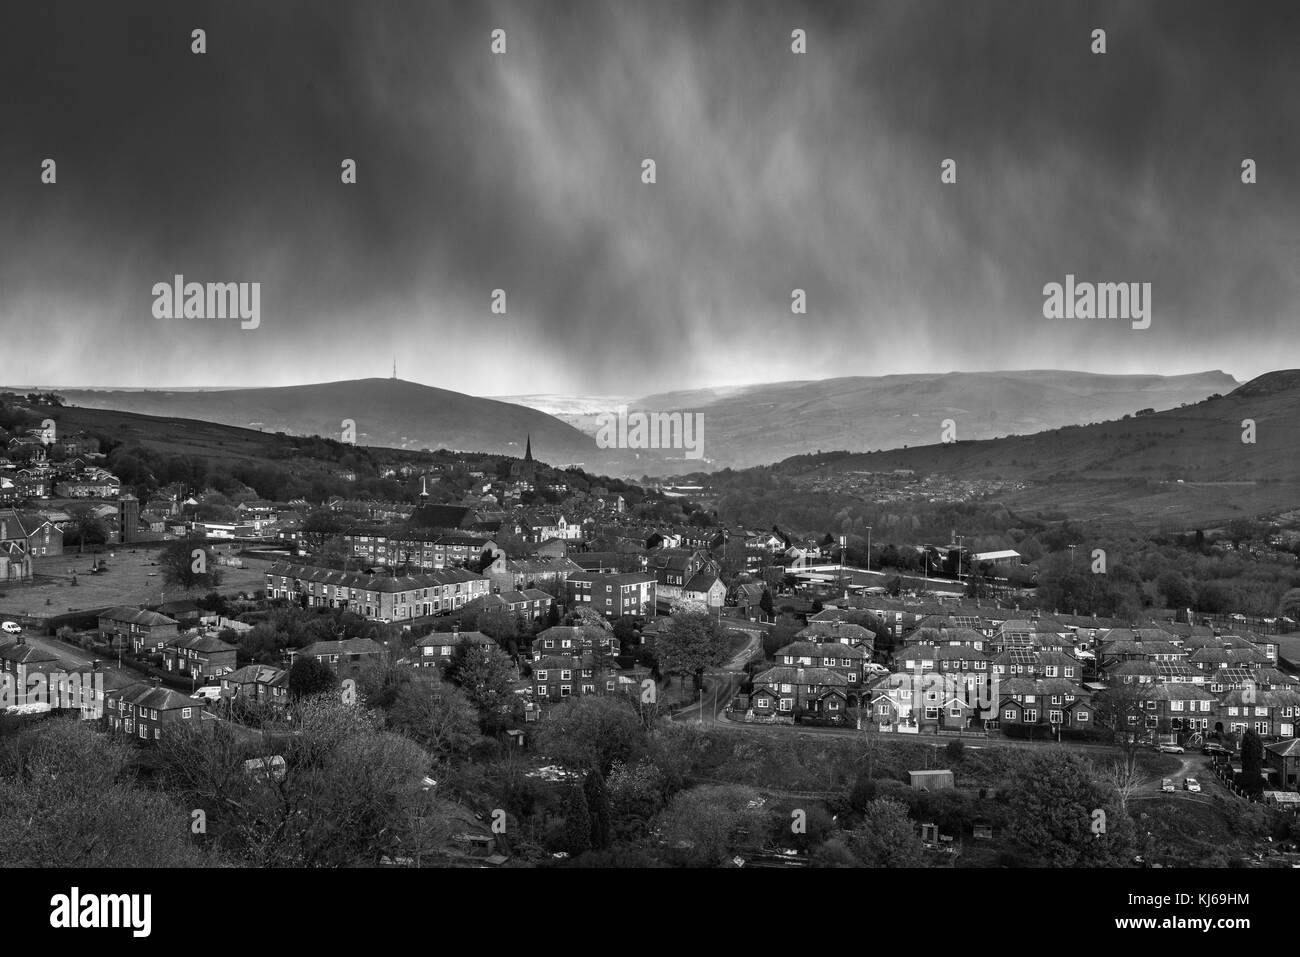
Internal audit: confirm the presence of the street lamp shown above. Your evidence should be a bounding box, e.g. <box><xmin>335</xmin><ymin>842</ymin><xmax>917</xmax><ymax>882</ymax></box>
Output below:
<box><xmin>839</xmin><ymin>535</ymin><xmax>847</xmax><ymax>597</ymax></box>
<box><xmin>955</xmin><ymin>535</ymin><xmax>965</xmax><ymax>583</ymax></box>
<box><xmin>1067</xmin><ymin>544</ymin><xmax>1078</xmax><ymax>570</ymax></box>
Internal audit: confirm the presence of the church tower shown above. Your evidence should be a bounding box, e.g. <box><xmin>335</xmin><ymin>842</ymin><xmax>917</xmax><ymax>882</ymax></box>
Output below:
<box><xmin>522</xmin><ymin>435</ymin><xmax>535</xmax><ymax>483</ymax></box>
<box><xmin>512</xmin><ymin>435</ymin><xmax>537</xmax><ymax>484</ymax></box>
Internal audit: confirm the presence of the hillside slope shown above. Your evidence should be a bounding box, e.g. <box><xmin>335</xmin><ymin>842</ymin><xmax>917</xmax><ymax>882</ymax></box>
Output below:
<box><xmin>772</xmin><ymin>370</ymin><xmax>1300</xmax><ymax>529</ymax></box>
<box><xmin>636</xmin><ymin>370</ymin><xmax>1238</xmax><ymax>469</ymax></box>
<box><xmin>58</xmin><ymin>378</ymin><xmax>620</xmax><ymax>470</ymax></box>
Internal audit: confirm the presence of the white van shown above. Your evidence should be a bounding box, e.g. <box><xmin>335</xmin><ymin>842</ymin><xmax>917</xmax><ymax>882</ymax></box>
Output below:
<box><xmin>1</xmin><ymin>621</ymin><xmax>21</xmax><ymax>635</ymax></box>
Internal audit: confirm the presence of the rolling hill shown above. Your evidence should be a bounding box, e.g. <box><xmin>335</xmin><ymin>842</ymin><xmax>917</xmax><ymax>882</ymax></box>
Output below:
<box><xmin>55</xmin><ymin>378</ymin><xmax>627</xmax><ymax>472</ymax></box>
<box><xmin>633</xmin><ymin>370</ymin><xmax>1238</xmax><ymax>470</ymax></box>
<box><xmin>773</xmin><ymin>370</ymin><xmax>1300</xmax><ymax>530</ymax></box>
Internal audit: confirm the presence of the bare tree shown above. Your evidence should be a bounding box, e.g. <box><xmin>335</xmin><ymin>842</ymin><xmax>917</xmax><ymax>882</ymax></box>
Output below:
<box><xmin>1104</xmin><ymin>751</ymin><xmax>1148</xmax><ymax>815</ymax></box>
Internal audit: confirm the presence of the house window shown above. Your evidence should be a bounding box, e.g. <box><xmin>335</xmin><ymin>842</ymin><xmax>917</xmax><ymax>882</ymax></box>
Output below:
<box><xmin>182</xmin><ymin>708</ymin><xmax>192</xmax><ymax>719</ymax></box>
<box><xmin>779</xmin><ymin>698</ymin><xmax>792</xmax><ymax>712</ymax></box>
<box><xmin>1077</xmin><ymin>712</ymin><xmax>1088</xmax><ymax>722</ymax></box>
<box><xmin>1025</xmin><ymin>709</ymin><xmax>1037</xmax><ymax>722</ymax></box>
<box><xmin>560</xmin><ymin>686</ymin><xmax>571</xmax><ymax>696</ymax></box>
<box><xmin>756</xmin><ymin>698</ymin><xmax>770</xmax><ymax>709</ymax></box>
<box><xmin>1049</xmin><ymin>710</ymin><xmax>1063</xmax><ymax>723</ymax></box>
<box><xmin>536</xmin><ymin>670</ymin><xmax>548</xmax><ymax>681</ymax></box>
<box><xmin>1004</xmin><ymin>709</ymin><xmax>1015</xmax><ymax>720</ymax></box>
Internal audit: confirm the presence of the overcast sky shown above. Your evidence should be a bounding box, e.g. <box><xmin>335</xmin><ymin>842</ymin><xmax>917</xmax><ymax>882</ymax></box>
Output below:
<box><xmin>2</xmin><ymin>0</ymin><xmax>1297</xmax><ymax>396</ymax></box>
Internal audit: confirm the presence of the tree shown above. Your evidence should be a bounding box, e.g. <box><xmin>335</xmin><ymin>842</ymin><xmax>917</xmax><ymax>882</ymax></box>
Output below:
<box><xmin>475</xmin><ymin>608</ymin><xmax>520</xmax><ymax>650</ymax></box>
<box><xmin>155</xmin><ymin>698</ymin><xmax>436</xmax><ymax>867</ymax></box>
<box><xmin>571</xmin><ymin>605</ymin><xmax>614</xmax><ymax>633</ymax></box>
<box><xmin>607</xmin><ymin>759</ymin><xmax>668</xmax><ymax>834</ymax></box>
<box><xmin>1277</xmin><ymin>588</ymin><xmax>1300</xmax><ymax>621</ymax></box>
<box><xmin>300</xmin><ymin>509</ymin><xmax>344</xmax><ymax>553</ymax></box>
<box><xmin>1156</xmin><ymin>571</ymin><xmax>1195</xmax><ymax>610</ymax></box>
<box><xmin>612</xmin><ymin>616</ymin><xmax>640</xmax><ymax>652</ymax></box>
<box><xmin>534</xmin><ymin>695</ymin><xmax>645</xmax><ymax>774</ymax></box>
<box><xmin>1240</xmin><ymin>729</ymin><xmax>1265</xmax><ymax>794</ymax></box>
<box><xmin>563</xmin><ymin>784</ymin><xmax>592</xmax><ymax>856</ymax></box>
<box><xmin>583</xmin><ymin>768</ymin><xmax>613</xmax><ymax>851</ymax></box>
<box><xmin>289</xmin><ymin>656</ymin><xmax>337</xmax><ymax>700</ymax></box>
<box><xmin>159</xmin><ymin>536</ymin><xmax>223</xmax><ymax>591</ymax></box>
<box><xmin>810</xmin><ymin>836</ymin><xmax>860</xmax><ymax>867</ymax></box>
<box><xmin>1093</xmin><ymin>683</ymin><xmax>1158</xmax><ymax>755</ymax></box>
<box><xmin>1104</xmin><ymin>752</ymin><xmax>1148</xmax><ymax>815</ymax></box>
<box><xmin>0</xmin><ymin>718</ymin><xmax>208</xmax><ymax>867</ymax></box>
<box><xmin>652</xmin><ymin>785</ymin><xmax>765</xmax><ymax>866</ymax></box>
<box><xmin>445</xmin><ymin>639</ymin><xmax>521</xmax><ymax>733</ymax></box>
<box><xmin>846</xmin><ymin>798</ymin><xmax>926</xmax><ymax>867</ymax></box>
<box><xmin>1005</xmin><ymin>750</ymin><xmax>1135</xmax><ymax>867</ymax></box>
<box><xmin>67</xmin><ymin>505</ymin><xmax>108</xmax><ymax>551</ymax></box>
<box><xmin>655</xmin><ymin>610</ymin><xmax>729</xmax><ymax>692</ymax></box>
<box><xmin>762</xmin><ymin>618</ymin><xmax>803</xmax><ymax>658</ymax></box>
<box><xmin>387</xmin><ymin>675</ymin><xmax>482</xmax><ymax>763</ymax></box>
<box><xmin>759</xmin><ymin>588</ymin><xmax>775</xmax><ymax>621</ymax></box>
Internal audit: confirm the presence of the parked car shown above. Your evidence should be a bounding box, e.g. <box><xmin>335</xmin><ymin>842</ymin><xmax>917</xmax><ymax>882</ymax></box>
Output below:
<box><xmin>1156</xmin><ymin>743</ymin><xmax>1185</xmax><ymax>754</ymax></box>
<box><xmin>1161</xmin><ymin>778</ymin><xmax>1175</xmax><ymax>792</ymax></box>
<box><xmin>1203</xmin><ymin>743</ymin><xmax>1232</xmax><ymax>756</ymax></box>
<box><xmin>1</xmin><ymin>621</ymin><xmax>21</xmax><ymax>635</ymax></box>
<box><xmin>1184</xmin><ymin>778</ymin><xmax>1201</xmax><ymax>793</ymax></box>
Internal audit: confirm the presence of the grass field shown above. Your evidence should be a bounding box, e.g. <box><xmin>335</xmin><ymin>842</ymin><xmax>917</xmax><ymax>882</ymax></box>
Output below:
<box><xmin>0</xmin><ymin>550</ymin><xmax>273</xmax><ymax>620</ymax></box>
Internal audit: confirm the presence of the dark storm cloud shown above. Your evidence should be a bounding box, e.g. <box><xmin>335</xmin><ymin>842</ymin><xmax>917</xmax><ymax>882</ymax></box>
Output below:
<box><xmin>1</xmin><ymin>0</ymin><xmax>1297</xmax><ymax>393</ymax></box>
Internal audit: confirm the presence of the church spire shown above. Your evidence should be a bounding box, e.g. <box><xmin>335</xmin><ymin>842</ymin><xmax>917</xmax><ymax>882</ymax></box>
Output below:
<box><xmin>419</xmin><ymin>475</ymin><xmax>429</xmax><ymax>500</ymax></box>
<box><xmin>524</xmin><ymin>434</ymin><xmax>533</xmax><ymax>462</ymax></box>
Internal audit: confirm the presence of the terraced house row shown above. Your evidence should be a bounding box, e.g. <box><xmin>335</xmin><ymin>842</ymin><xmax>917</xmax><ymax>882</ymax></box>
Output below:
<box><xmin>266</xmin><ymin>562</ymin><xmax>491</xmax><ymax>620</ymax></box>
